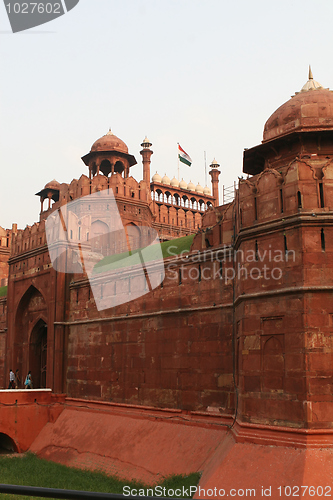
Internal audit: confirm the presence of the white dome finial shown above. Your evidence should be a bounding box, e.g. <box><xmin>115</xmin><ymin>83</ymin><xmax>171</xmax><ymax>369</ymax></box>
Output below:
<box><xmin>298</xmin><ymin>67</ymin><xmax>323</xmax><ymax>93</ymax></box>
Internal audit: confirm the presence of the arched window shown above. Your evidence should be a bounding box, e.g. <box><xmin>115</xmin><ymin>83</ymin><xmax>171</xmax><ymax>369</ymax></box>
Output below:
<box><xmin>125</xmin><ymin>223</ymin><xmax>141</xmax><ymax>252</ymax></box>
<box><xmin>91</xmin><ymin>219</ymin><xmax>109</xmax><ymax>255</ymax></box>
<box><xmin>321</xmin><ymin>228</ymin><xmax>326</xmax><ymax>251</ymax></box>
<box><xmin>263</xmin><ymin>336</ymin><xmax>284</xmax><ymax>392</ymax></box>
<box><xmin>155</xmin><ymin>190</ymin><xmax>163</xmax><ymax>202</ymax></box>
<box><xmin>100</xmin><ymin>159</ymin><xmax>112</xmax><ymax>176</ymax></box>
<box><xmin>297</xmin><ymin>191</ymin><xmax>302</xmax><ymax>209</ymax></box>
<box><xmin>114</xmin><ymin>161</ymin><xmax>125</xmax><ymax>175</ymax></box>
<box><xmin>165</xmin><ymin>192</ymin><xmax>171</xmax><ymax>204</ymax></box>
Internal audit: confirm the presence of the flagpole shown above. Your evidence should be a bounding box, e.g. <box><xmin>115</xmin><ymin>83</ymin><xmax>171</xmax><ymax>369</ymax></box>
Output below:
<box><xmin>177</xmin><ymin>143</ymin><xmax>180</xmax><ymax>180</ymax></box>
<box><xmin>204</xmin><ymin>151</ymin><xmax>207</xmax><ymax>186</ymax></box>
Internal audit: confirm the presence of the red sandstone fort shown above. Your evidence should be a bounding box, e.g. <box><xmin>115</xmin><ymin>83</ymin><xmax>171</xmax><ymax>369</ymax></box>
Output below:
<box><xmin>0</xmin><ymin>70</ymin><xmax>333</xmax><ymax>497</ymax></box>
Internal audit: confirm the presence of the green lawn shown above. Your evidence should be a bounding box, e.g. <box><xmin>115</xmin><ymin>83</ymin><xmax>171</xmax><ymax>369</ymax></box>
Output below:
<box><xmin>0</xmin><ymin>286</ymin><xmax>7</xmax><ymax>297</ymax></box>
<box><xmin>0</xmin><ymin>453</ymin><xmax>201</xmax><ymax>499</ymax></box>
<box><xmin>93</xmin><ymin>234</ymin><xmax>195</xmax><ymax>274</ymax></box>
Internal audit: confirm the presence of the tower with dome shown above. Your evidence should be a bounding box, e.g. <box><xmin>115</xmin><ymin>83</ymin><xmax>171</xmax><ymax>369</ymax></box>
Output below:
<box><xmin>192</xmin><ymin>67</ymin><xmax>333</xmax><ymax>432</ymax></box>
<box><xmin>35</xmin><ymin>129</ymin><xmax>219</xmax><ymax>242</ymax></box>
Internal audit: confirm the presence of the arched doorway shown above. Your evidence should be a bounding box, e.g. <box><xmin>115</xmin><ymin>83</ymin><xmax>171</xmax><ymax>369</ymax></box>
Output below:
<box><xmin>91</xmin><ymin>219</ymin><xmax>109</xmax><ymax>256</ymax></box>
<box><xmin>125</xmin><ymin>223</ymin><xmax>141</xmax><ymax>252</ymax></box>
<box><xmin>29</xmin><ymin>319</ymin><xmax>48</xmax><ymax>389</ymax></box>
<box><xmin>14</xmin><ymin>286</ymin><xmax>48</xmax><ymax>386</ymax></box>
<box><xmin>0</xmin><ymin>433</ymin><xmax>18</xmax><ymax>454</ymax></box>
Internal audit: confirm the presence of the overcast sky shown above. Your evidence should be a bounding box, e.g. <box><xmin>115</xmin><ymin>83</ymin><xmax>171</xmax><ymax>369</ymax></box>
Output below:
<box><xmin>1</xmin><ymin>0</ymin><xmax>333</xmax><ymax>228</ymax></box>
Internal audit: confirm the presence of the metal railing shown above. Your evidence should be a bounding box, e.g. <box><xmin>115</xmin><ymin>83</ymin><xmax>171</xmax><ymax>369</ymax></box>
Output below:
<box><xmin>222</xmin><ymin>182</ymin><xmax>238</xmax><ymax>205</ymax></box>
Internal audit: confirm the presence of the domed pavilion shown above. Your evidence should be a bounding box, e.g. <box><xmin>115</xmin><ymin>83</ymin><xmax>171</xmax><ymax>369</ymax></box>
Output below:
<box><xmin>244</xmin><ymin>68</ymin><xmax>333</xmax><ymax>175</ymax></box>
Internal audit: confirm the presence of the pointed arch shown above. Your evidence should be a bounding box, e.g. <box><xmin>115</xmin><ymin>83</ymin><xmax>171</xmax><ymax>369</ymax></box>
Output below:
<box><xmin>125</xmin><ymin>223</ymin><xmax>141</xmax><ymax>252</ymax></box>
<box><xmin>99</xmin><ymin>159</ymin><xmax>112</xmax><ymax>176</ymax></box>
<box><xmin>90</xmin><ymin>219</ymin><xmax>110</xmax><ymax>255</ymax></box>
<box><xmin>254</xmin><ymin>169</ymin><xmax>283</xmax><ymax>220</ymax></box>
<box><xmin>15</xmin><ymin>285</ymin><xmax>47</xmax><ymax>343</ymax></box>
<box><xmin>114</xmin><ymin>160</ymin><xmax>125</xmax><ymax>175</ymax></box>
<box><xmin>262</xmin><ymin>335</ymin><xmax>285</xmax><ymax>392</ymax></box>
<box><xmin>0</xmin><ymin>433</ymin><xmax>19</xmax><ymax>453</ymax></box>
<box><xmin>14</xmin><ymin>285</ymin><xmax>48</xmax><ymax>388</ymax></box>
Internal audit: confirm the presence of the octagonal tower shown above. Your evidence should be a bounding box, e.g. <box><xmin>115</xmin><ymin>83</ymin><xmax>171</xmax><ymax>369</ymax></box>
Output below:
<box><xmin>81</xmin><ymin>129</ymin><xmax>137</xmax><ymax>179</ymax></box>
<box><xmin>237</xmin><ymin>69</ymin><xmax>333</xmax><ymax>430</ymax></box>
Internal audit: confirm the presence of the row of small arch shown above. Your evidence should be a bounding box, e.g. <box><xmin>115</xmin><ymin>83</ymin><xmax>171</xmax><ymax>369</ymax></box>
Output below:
<box><xmin>152</xmin><ymin>191</ymin><xmax>213</xmax><ymax>210</ymax></box>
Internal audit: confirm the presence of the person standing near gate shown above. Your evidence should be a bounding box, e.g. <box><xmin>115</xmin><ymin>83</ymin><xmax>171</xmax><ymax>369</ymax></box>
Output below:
<box><xmin>8</xmin><ymin>369</ymin><xmax>15</xmax><ymax>389</ymax></box>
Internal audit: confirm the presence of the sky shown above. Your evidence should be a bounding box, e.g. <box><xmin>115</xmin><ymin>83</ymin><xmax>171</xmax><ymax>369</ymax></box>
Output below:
<box><xmin>1</xmin><ymin>0</ymin><xmax>333</xmax><ymax>229</ymax></box>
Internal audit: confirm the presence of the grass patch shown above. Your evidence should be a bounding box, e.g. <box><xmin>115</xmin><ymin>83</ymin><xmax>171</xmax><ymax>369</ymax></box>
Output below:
<box><xmin>0</xmin><ymin>453</ymin><xmax>200</xmax><ymax>499</ymax></box>
<box><xmin>93</xmin><ymin>234</ymin><xmax>195</xmax><ymax>274</ymax></box>
<box><xmin>160</xmin><ymin>234</ymin><xmax>195</xmax><ymax>259</ymax></box>
<box><xmin>0</xmin><ymin>286</ymin><xmax>7</xmax><ymax>297</ymax></box>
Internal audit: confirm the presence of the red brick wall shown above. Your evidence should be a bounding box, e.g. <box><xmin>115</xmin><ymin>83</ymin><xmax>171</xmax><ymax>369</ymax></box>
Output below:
<box><xmin>0</xmin><ymin>249</ymin><xmax>10</xmax><ymax>286</ymax></box>
<box><xmin>66</xmin><ymin>255</ymin><xmax>235</xmax><ymax>413</ymax></box>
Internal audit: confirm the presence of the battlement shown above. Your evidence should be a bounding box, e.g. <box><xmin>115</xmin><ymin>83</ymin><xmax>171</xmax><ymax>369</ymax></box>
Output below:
<box><xmin>239</xmin><ymin>158</ymin><xmax>333</xmax><ymax>228</ymax></box>
<box><xmin>0</xmin><ymin>226</ymin><xmax>15</xmax><ymax>286</ymax></box>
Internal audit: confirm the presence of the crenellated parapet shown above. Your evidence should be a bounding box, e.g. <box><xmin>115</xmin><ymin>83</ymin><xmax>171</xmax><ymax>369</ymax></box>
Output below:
<box><xmin>11</xmin><ymin>221</ymin><xmax>46</xmax><ymax>256</ymax></box>
<box><xmin>238</xmin><ymin>158</ymin><xmax>333</xmax><ymax>230</ymax></box>
<box><xmin>0</xmin><ymin>225</ymin><xmax>15</xmax><ymax>286</ymax></box>
<box><xmin>8</xmin><ymin>220</ymin><xmax>52</xmax><ymax>282</ymax></box>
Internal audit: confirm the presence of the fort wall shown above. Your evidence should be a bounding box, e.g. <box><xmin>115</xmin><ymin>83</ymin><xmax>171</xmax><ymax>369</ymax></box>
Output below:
<box><xmin>65</xmin><ymin>249</ymin><xmax>235</xmax><ymax>413</ymax></box>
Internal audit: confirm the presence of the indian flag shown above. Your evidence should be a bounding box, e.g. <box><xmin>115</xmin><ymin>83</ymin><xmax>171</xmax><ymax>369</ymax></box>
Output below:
<box><xmin>178</xmin><ymin>144</ymin><xmax>192</xmax><ymax>167</ymax></box>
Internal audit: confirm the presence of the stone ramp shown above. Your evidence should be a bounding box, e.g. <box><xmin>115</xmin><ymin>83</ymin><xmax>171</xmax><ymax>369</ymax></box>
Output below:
<box><xmin>194</xmin><ymin>424</ymin><xmax>333</xmax><ymax>500</ymax></box>
<box><xmin>29</xmin><ymin>400</ymin><xmax>230</xmax><ymax>483</ymax></box>
<box><xmin>27</xmin><ymin>399</ymin><xmax>333</xmax><ymax>497</ymax></box>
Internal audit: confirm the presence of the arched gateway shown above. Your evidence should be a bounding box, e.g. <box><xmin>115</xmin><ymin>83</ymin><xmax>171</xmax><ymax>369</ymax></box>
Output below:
<box><xmin>14</xmin><ymin>286</ymin><xmax>48</xmax><ymax>389</ymax></box>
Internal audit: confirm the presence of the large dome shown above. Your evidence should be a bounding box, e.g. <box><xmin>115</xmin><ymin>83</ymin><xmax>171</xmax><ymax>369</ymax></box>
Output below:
<box><xmin>263</xmin><ymin>72</ymin><xmax>333</xmax><ymax>143</ymax></box>
<box><xmin>91</xmin><ymin>130</ymin><xmax>128</xmax><ymax>154</ymax></box>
